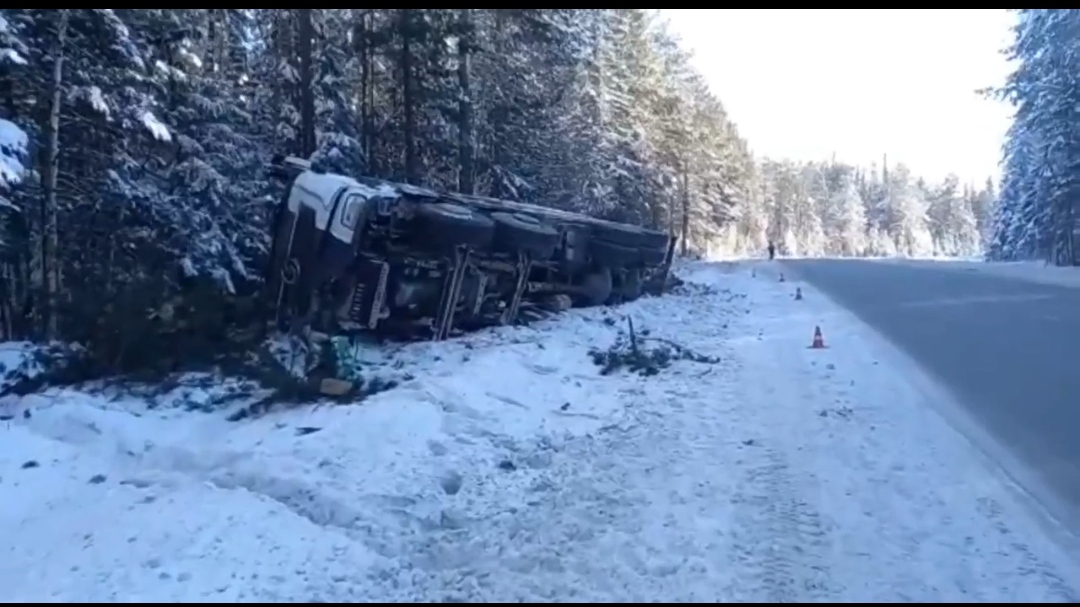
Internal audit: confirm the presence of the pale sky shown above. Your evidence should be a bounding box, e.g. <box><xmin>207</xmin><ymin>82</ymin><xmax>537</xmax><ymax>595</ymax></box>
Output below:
<box><xmin>660</xmin><ymin>9</ymin><xmax>1015</xmax><ymax>186</ymax></box>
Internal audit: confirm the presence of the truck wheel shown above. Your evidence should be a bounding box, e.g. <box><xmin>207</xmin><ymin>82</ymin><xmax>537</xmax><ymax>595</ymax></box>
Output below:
<box><xmin>579</xmin><ymin>267</ymin><xmax>613</xmax><ymax>307</ymax></box>
<box><xmin>559</xmin><ymin>224</ymin><xmax>591</xmax><ymax>267</ymax></box>
<box><xmin>490</xmin><ymin>212</ymin><xmax>560</xmax><ymax>259</ymax></box>
<box><xmin>415</xmin><ymin>203</ymin><xmax>495</xmax><ymax>250</ymax></box>
<box><xmin>588</xmin><ymin>220</ymin><xmax>669</xmax><ymax>250</ymax></box>
<box><xmin>620</xmin><ymin>268</ymin><xmax>644</xmax><ymax>302</ymax></box>
<box><xmin>589</xmin><ymin>238</ymin><xmax>638</xmax><ymax>268</ymax></box>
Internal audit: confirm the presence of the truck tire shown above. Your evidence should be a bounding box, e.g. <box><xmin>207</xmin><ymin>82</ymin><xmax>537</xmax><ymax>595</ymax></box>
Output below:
<box><xmin>589</xmin><ymin>238</ymin><xmax>639</xmax><ymax>268</ymax></box>
<box><xmin>620</xmin><ymin>268</ymin><xmax>644</xmax><ymax>302</ymax></box>
<box><xmin>588</xmin><ymin>220</ymin><xmax>669</xmax><ymax>251</ymax></box>
<box><xmin>490</xmin><ymin>212</ymin><xmax>560</xmax><ymax>259</ymax></box>
<box><xmin>579</xmin><ymin>267</ymin><xmax>613</xmax><ymax>307</ymax></box>
<box><xmin>414</xmin><ymin>202</ymin><xmax>495</xmax><ymax>250</ymax></box>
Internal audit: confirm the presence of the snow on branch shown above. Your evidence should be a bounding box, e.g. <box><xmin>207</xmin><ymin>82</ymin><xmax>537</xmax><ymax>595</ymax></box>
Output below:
<box><xmin>0</xmin><ymin>13</ymin><xmax>28</xmax><ymax>66</ymax></box>
<box><xmin>0</xmin><ymin>118</ymin><xmax>27</xmax><ymax>190</ymax></box>
<box><xmin>140</xmin><ymin>110</ymin><xmax>172</xmax><ymax>143</ymax></box>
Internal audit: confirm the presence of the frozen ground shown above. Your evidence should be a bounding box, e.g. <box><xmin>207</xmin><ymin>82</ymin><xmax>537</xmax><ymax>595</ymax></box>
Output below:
<box><xmin>1</xmin><ymin>260</ymin><xmax>1078</xmax><ymax>602</ymax></box>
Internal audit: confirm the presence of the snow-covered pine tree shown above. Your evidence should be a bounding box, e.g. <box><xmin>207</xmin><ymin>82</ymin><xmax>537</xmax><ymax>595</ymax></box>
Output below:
<box><xmin>991</xmin><ymin>9</ymin><xmax>1080</xmax><ymax>264</ymax></box>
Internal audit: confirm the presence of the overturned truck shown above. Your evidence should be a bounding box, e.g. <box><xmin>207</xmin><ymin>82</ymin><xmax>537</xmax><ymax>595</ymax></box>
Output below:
<box><xmin>265</xmin><ymin>156</ymin><xmax>675</xmax><ymax>341</ymax></box>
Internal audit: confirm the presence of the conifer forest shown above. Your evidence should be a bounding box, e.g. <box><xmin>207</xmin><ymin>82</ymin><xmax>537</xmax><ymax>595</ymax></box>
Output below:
<box><xmin>987</xmin><ymin>9</ymin><xmax>1080</xmax><ymax>265</ymax></box>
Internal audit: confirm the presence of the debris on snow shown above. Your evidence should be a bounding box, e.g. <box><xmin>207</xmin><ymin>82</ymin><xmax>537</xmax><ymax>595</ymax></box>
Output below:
<box><xmin>0</xmin><ymin>329</ymin><xmax>413</xmax><ymax>426</ymax></box>
<box><xmin>589</xmin><ymin>315</ymin><xmax>719</xmax><ymax>376</ymax></box>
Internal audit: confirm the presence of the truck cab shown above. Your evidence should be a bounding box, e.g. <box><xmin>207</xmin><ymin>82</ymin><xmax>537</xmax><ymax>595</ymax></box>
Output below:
<box><xmin>266</xmin><ymin>157</ymin><xmax>398</xmax><ymax>331</ymax></box>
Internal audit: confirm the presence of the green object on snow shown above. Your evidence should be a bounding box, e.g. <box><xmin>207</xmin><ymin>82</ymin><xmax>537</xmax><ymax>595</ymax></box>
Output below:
<box><xmin>330</xmin><ymin>336</ymin><xmax>361</xmax><ymax>382</ymax></box>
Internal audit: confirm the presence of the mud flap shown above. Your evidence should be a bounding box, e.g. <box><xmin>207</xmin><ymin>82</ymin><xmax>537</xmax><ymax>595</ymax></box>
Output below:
<box><xmin>432</xmin><ymin>245</ymin><xmax>471</xmax><ymax>341</ymax></box>
<box><xmin>645</xmin><ymin>235</ymin><xmax>679</xmax><ymax>296</ymax></box>
<box><xmin>501</xmin><ymin>252</ymin><xmax>533</xmax><ymax>325</ymax></box>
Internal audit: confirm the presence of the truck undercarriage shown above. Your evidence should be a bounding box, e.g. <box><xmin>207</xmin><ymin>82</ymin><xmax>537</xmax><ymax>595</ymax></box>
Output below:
<box><xmin>265</xmin><ymin>156</ymin><xmax>676</xmax><ymax>342</ymax></box>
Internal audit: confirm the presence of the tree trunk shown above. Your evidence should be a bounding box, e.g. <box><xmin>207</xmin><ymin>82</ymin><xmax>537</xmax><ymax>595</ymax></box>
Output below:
<box><xmin>456</xmin><ymin>9</ymin><xmax>475</xmax><ymax>194</ymax></box>
<box><xmin>354</xmin><ymin>11</ymin><xmax>371</xmax><ymax>168</ymax></box>
<box><xmin>490</xmin><ymin>10</ymin><xmax>507</xmax><ymax>197</ymax></box>
<box><xmin>40</xmin><ymin>9</ymin><xmax>69</xmax><ymax>338</ymax></box>
<box><xmin>400</xmin><ymin>9</ymin><xmax>418</xmax><ymax>184</ymax></box>
<box><xmin>207</xmin><ymin>10</ymin><xmax>220</xmax><ymax>74</ymax></box>
<box><xmin>680</xmin><ymin>163</ymin><xmax>690</xmax><ymax>257</ymax></box>
<box><xmin>297</xmin><ymin>9</ymin><xmax>317</xmax><ymax>159</ymax></box>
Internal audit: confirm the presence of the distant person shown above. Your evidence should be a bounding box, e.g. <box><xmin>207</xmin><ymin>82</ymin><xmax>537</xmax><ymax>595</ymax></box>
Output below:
<box><xmin>767</xmin><ymin>241</ymin><xmax>776</xmax><ymax>260</ymax></box>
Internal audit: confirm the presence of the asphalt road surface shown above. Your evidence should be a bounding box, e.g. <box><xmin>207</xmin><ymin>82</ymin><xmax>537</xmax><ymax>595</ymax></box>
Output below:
<box><xmin>786</xmin><ymin>258</ymin><xmax>1080</xmax><ymax>532</ymax></box>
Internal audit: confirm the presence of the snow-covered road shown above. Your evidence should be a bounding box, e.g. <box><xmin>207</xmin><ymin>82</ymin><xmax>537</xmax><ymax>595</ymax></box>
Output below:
<box><xmin>2</xmin><ymin>260</ymin><xmax>1078</xmax><ymax>602</ymax></box>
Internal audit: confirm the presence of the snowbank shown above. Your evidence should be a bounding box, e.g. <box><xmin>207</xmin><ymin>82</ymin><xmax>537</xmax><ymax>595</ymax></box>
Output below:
<box><xmin>1</xmin><ymin>261</ymin><xmax>1078</xmax><ymax>601</ymax></box>
<box><xmin>874</xmin><ymin>257</ymin><xmax>1080</xmax><ymax>290</ymax></box>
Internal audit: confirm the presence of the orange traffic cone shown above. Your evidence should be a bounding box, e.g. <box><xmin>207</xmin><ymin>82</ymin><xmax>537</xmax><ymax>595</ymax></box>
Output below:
<box><xmin>795</xmin><ymin>287</ymin><xmax>803</xmax><ymax>301</ymax></box>
<box><xmin>779</xmin><ymin>273</ymin><xmax>786</xmax><ymax>283</ymax></box>
<box><xmin>810</xmin><ymin>326</ymin><xmax>826</xmax><ymax>349</ymax></box>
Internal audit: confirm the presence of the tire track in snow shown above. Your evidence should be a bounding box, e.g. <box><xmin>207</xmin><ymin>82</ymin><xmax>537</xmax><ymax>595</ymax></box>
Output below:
<box><xmin>734</xmin><ymin>447</ymin><xmax>833</xmax><ymax>603</ymax></box>
<box><xmin>653</xmin><ymin>264</ymin><xmax>836</xmax><ymax>602</ymax></box>
<box><xmin>974</xmin><ymin>496</ymin><xmax>1076</xmax><ymax>602</ymax></box>
<box><xmin>723</xmin><ymin>361</ymin><xmax>835</xmax><ymax>603</ymax></box>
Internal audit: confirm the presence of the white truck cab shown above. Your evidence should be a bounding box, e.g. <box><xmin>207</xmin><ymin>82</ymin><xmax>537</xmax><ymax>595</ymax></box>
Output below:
<box><xmin>285</xmin><ymin>168</ymin><xmax>398</xmax><ymax>241</ymax></box>
<box><xmin>266</xmin><ymin>157</ymin><xmax>398</xmax><ymax>328</ymax></box>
